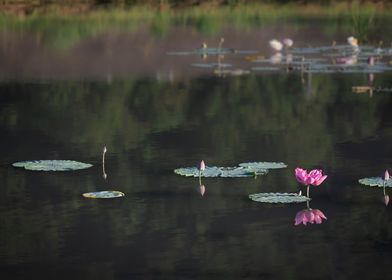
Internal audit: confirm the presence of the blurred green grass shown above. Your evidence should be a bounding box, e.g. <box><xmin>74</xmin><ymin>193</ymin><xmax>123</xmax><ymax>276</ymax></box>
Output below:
<box><xmin>0</xmin><ymin>2</ymin><xmax>389</xmax><ymax>49</ymax></box>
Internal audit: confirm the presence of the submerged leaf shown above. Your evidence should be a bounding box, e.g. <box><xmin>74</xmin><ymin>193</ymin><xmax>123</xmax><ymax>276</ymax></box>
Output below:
<box><xmin>358</xmin><ymin>177</ymin><xmax>392</xmax><ymax>187</ymax></box>
<box><xmin>249</xmin><ymin>192</ymin><xmax>310</xmax><ymax>203</ymax></box>
<box><xmin>12</xmin><ymin>160</ymin><xmax>93</xmax><ymax>171</ymax></box>
<box><xmin>82</xmin><ymin>191</ymin><xmax>125</xmax><ymax>199</ymax></box>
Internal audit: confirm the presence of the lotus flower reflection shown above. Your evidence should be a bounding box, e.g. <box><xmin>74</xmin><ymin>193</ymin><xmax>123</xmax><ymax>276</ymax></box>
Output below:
<box><xmin>294</xmin><ymin>208</ymin><xmax>327</xmax><ymax>226</ymax></box>
<box><xmin>199</xmin><ymin>185</ymin><xmax>206</xmax><ymax>197</ymax></box>
<box><xmin>384</xmin><ymin>195</ymin><xmax>390</xmax><ymax>207</ymax></box>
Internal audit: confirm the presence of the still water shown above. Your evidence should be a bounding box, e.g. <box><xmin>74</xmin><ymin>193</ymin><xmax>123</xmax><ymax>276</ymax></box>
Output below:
<box><xmin>1</xmin><ymin>19</ymin><xmax>392</xmax><ymax>279</ymax></box>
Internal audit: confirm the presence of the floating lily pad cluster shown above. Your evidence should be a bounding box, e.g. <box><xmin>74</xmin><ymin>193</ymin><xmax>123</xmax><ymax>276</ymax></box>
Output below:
<box><xmin>174</xmin><ymin>161</ymin><xmax>314</xmax><ymax>204</ymax></box>
<box><xmin>12</xmin><ymin>152</ymin><xmax>125</xmax><ymax>199</ymax></box>
<box><xmin>174</xmin><ymin>161</ymin><xmax>287</xmax><ymax>178</ymax></box>
<box><xmin>358</xmin><ymin>177</ymin><xmax>392</xmax><ymax>188</ymax></box>
<box><xmin>167</xmin><ymin>39</ymin><xmax>392</xmax><ymax>77</ymax></box>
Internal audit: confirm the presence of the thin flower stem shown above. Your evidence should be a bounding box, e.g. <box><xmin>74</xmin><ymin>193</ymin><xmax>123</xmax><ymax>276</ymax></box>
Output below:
<box><xmin>384</xmin><ymin>181</ymin><xmax>386</xmax><ymax>196</ymax></box>
<box><xmin>199</xmin><ymin>171</ymin><xmax>202</xmax><ymax>186</ymax></box>
<box><xmin>306</xmin><ymin>185</ymin><xmax>310</xmax><ymax>198</ymax></box>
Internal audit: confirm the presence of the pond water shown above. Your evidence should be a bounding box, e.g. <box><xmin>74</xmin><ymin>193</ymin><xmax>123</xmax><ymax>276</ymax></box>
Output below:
<box><xmin>1</xmin><ymin>19</ymin><xmax>392</xmax><ymax>279</ymax></box>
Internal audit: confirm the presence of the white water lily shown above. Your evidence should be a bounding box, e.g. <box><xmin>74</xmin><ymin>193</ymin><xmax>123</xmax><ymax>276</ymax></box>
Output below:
<box><xmin>283</xmin><ymin>38</ymin><xmax>293</xmax><ymax>48</ymax></box>
<box><xmin>269</xmin><ymin>39</ymin><xmax>283</xmax><ymax>51</ymax></box>
<box><xmin>347</xmin><ymin>36</ymin><xmax>358</xmax><ymax>47</ymax></box>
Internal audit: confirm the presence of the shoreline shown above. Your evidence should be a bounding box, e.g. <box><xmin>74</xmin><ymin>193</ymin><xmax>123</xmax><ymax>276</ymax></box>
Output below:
<box><xmin>0</xmin><ymin>2</ymin><xmax>389</xmax><ymax>18</ymax></box>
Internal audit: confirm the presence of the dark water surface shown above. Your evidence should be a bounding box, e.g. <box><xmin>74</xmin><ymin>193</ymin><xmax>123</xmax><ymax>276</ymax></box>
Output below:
<box><xmin>1</xmin><ymin>20</ymin><xmax>392</xmax><ymax>279</ymax></box>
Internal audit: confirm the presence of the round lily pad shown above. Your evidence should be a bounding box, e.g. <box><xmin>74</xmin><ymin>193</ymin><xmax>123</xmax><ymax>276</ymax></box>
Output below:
<box><xmin>12</xmin><ymin>160</ymin><xmax>93</xmax><ymax>171</ymax></box>
<box><xmin>358</xmin><ymin>177</ymin><xmax>392</xmax><ymax>188</ymax></box>
<box><xmin>239</xmin><ymin>162</ymin><xmax>287</xmax><ymax>170</ymax></box>
<box><xmin>174</xmin><ymin>165</ymin><xmax>268</xmax><ymax>178</ymax></box>
<box><xmin>82</xmin><ymin>191</ymin><xmax>125</xmax><ymax>199</ymax></box>
<box><xmin>249</xmin><ymin>192</ymin><xmax>311</xmax><ymax>203</ymax></box>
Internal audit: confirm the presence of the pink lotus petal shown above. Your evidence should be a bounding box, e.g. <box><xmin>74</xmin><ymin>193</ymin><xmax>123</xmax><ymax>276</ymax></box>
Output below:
<box><xmin>295</xmin><ymin>167</ymin><xmax>309</xmax><ymax>186</ymax></box>
<box><xmin>294</xmin><ymin>210</ymin><xmax>306</xmax><ymax>226</ymax></box>
<box><xmin>313</xmin><ymin>209</ymin><xmax>327</xmax><ymax>220</ymax></box>
<box><xmin>305</xmin><ymin>210</ymin><xmax>315</xmax><ymax>224</ymax></box>
<box><xmin>385</xmin><ymin>170</ymin><xmax>390</xmax><ymax>181</ymax></box>
<box><xmin>312</xmin><ymin>175</ymin><xmax>328</xmax><ymax>186</ymax></box>
<box><xmin>314</xmin><ymin>215</ymin><xmax>322</xmax><ymax>224</ymax></box>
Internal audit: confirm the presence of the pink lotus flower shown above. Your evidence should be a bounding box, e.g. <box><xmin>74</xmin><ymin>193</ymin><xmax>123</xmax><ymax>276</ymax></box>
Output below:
<box><xmin>294</xmin><ymin>208</ymin><xmax>327</xmax><ymax>226</ymax></box>
<box><xmin>198</xmin><ymin>160</ymin><xmax>205</xmax><ymax>171</ymax></box>
<box><xmin>384</xmin><ymin>195</ymin><xmax>389</xmax><ymax>206</ymax></box>
<box><xmin>295</xmin><ymin>167</ymin><xmax>327</xmax><ymax>186</ymax></box>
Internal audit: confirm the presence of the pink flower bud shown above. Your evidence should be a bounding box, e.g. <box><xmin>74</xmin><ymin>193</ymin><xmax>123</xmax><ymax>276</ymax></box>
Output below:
<box><xmin>385</xmin><ymin>170</ymin><xmax>390</xmax><ymax>181</ymax></box>
<box><xmin>198</xmin><ymin>160</ymin><xmax>205</xmax><ymax>171</ymax></box>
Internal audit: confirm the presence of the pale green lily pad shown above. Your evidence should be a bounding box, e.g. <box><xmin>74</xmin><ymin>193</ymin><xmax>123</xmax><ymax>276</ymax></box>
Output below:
<box><xmin>249</xmin><ymin>192</ymin><xmax>310</xmax><ymax>203</ymax></box>
<box><xmin>252</xmin><ymin>66</ymin><xmax>280</xmax><ymax>71</ymax></box>
<box><xmin>12</xmin><ymin>160</ymin><xmax>93</xmax><ymax>171</ymax></box>
<box><xmin>358</xmin><ymin>177</ymin><xmax>392</xmax><ymax>188</ymax></box>
<box><xmin>191</xmin><ymin>63</ymin><xmax>232</xmax><ymax>69</ymax></box>
<box><xmin>239</xmin><ymin>162</ymin><xmax>287</xmax><ymax>170</ymax></box>
<box><xmin>82</xmin><ymin>191</ymin><xmax>125</xmax><ymax>199</ymax></box>
<box><xmin>174</xmin><ymin>165</ymin><xmax>268</xmax><ymax>178</ymax></box>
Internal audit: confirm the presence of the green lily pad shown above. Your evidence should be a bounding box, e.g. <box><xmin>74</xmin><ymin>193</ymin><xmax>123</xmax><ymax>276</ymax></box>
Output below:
<box><xmin>12</xmin><ymin>160</ymin><xmax>93</xmax><ymax>171</ymax></box>
<box><xmin>174</xmin><ymin>165</ymin><xmax>268</xmax><ymax>178</ymax></box>
<box><xmin>252</xmin><ymin>66</ymin><xmax>280</xmax><ymax>71</ymax></box>
<box><xmin>82</xmin><ymin>191</ymin><xmax>125</xmax><ymax>199</ymax></box>
<box><xmin>191</xmin><ymin>63</ymin><xmax>232</xmax><ymax>69</ymax></box>
<box><xmin>239</xmin><ymin>162</ymin><xmax>287</xmax><ymax>170</ymax></box>
<box><xmin>358</xmin><ymin>177</ymin><xmax>392</xmax><ymax>187</ymax></box>
<box><xmin>249</xmin><ymin>192</ymin><xmax>311</xmax><ymax>203</ymax></box>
